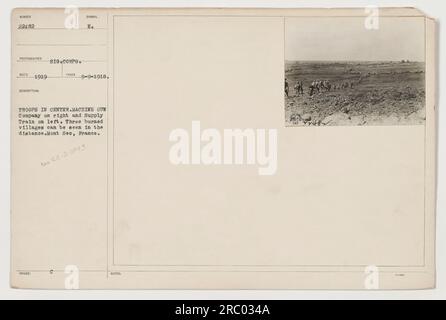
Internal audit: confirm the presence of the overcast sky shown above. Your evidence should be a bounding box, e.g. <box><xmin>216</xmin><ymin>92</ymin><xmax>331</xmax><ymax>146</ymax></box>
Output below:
<box><xmin>285</xmin><ymin>17</ymin><xmax>425</xmax><ymax>62</ymax></box>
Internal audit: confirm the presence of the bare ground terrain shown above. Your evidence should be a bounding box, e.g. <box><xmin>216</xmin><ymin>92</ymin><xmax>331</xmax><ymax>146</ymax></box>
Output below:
<box><xmin>285</xmin><ymin>61</ymin><xmax>425</xmax><ymax>126</ymax></box>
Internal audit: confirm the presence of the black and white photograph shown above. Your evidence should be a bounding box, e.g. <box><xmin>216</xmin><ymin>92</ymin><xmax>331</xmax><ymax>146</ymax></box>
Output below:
<box><xmin>285</xmin><ymin>17</ymin><xmax>426</xmax><ymax>126</ymax></box>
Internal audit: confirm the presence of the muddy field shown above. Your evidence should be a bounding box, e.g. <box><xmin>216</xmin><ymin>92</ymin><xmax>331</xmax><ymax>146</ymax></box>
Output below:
<box><xmin>285</xmin><ymin>61</ymin><xmax>425</xmax><ymax>126</ymax></box>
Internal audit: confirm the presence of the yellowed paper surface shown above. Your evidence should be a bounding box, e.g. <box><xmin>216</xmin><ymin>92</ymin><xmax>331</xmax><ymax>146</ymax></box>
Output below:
<box><xmin>11</xmin><ymin>7</ymin><xmax>436</xmax><ymax>289</ymax></box>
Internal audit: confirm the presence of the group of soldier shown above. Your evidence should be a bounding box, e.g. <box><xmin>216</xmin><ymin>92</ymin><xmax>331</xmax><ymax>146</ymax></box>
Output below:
<box><xmin>285</xmin><ymin>78</ymin><xmax>357</xmax><ymax>97</ymax></box>
<box><xmin>309</xmin><ymin>80</ymin><xmax>332</xmax><ymax>96</ymax></box>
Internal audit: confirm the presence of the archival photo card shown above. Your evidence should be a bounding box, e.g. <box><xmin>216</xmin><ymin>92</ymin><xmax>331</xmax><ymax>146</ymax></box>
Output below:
<box><xmin>10</xmin><ymin>8</ymin><xmax>436</xmax><ymax>290</ymax></box>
